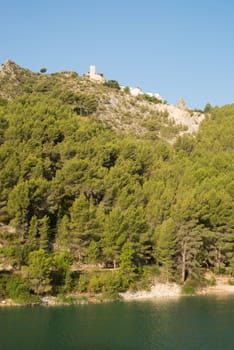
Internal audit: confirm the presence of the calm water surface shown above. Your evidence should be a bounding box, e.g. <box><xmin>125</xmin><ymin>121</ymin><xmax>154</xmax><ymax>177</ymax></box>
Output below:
<box><xmin>1</xmin><ymin>295</ymin><xmax>234</xmax><ymax>350</ymax></box>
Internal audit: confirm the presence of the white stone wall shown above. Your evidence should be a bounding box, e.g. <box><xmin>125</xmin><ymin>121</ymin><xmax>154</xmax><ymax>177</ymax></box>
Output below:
<box><xmin>86</xmin><ymin>65</ymin><xmax>105</xmax><ymax>83</ymax></box>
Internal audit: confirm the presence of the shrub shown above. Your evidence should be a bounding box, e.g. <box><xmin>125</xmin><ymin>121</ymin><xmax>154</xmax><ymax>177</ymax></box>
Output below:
<box><xmin>0</xmin><ymin>97</ymin><xmax>8</xmax><ymax>106</ymax></box>
<box><xmin>181</xmin><ymin>284</ymin><xmax>195</xmax><ymax>294</ymax></box>
<box><xmin>138</xmin><ymin>94</ymin><xmax>162</xmax><ymax>104</ymax></box>
<box><xmin>88</xmin><ymin>276</ymin><xmax>103</xmax><ymax>293</ymax></box>
<box><xmin>75</xmin><ymin>270</ymin><xmax>131</xmax><ymax>294</ymax></box>
<box><xmin>5</xmin><ymin>274</ymin><xmax>39</xmax><ymax>304</ymax></box>
<box><xmin>104</xmin><ymin>80</ymin><xmax>120</xmax><ymax>90</ymax></box>
<box><xmin>124</xmin><ymin>86</ymin><xmax>130</xmax><ymax>94</ymax></box>
<box><xmin>76</xmin><ymin>273</ymin><xmax>89</xmax><ymax>293</ymax></box>
<box><xmin>181</xmin><ymin>278</ymin><xmax>204</xmax><ymax>295</ymax></box>
<box><xmin>204</xmin><ymin>103</ymin><xmax>212</xmax><ymax>113</ymax></box>
<box><xmin>0</xmin><ymin>274</ymin><xmax>8</xmax><ymax>299</ymax></box>
<box><xmin>101</xmin><ymin>291</ymin><xmax>122</xmax><ymax>301</ymax></box>
<box><xmin>205</xmin><ymin>277</ymin><xmax>216</xmax><ymax>286</ymax></box>
<box><xmin>57</xmin><ymin>294</ymin><xmax>77</xmax><ymax>304</ymax></box>
<box><xmin>73</xmin><ymin>94</ymin><xmax>98</xmax><ymax>116</ymax></box>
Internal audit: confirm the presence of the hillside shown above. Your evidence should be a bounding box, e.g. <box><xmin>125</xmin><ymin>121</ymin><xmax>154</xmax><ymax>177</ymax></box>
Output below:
<box><xmin>0</xmin><ymin>60</ymin><xmax>233</xmax><ymax>304</ymax></box>
<box><xmin>0</xmin><ymin>60</ymin><xmax>203</xmax><ymax>141</ymax></box>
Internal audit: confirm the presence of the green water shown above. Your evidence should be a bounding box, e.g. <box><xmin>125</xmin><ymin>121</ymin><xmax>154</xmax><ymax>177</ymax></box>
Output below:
<box><xmin>1</xmin><ymin>295</ymin><xmax>234</xmax><ymax>350</ymax></box>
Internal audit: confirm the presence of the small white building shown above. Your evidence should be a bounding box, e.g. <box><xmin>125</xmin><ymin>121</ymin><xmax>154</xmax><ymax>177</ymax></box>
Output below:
<box><xmin>145</xmin><ymin>92</ymin><xmax>164</xmax><ymax>102</ymax></box>
<box><xmin>121</xmin><ymin>85</ymin><xmax>164</xmax><ymax>102</ymax></box>
<box><xmin>85</xmin><ymin>65</ymin><xmax>105</xmax><ymax>83</ymax></box>
<box><xmin>129</xmin><ymin>87</ymin><xmax>143</xmax><ymax>96</ymax></box>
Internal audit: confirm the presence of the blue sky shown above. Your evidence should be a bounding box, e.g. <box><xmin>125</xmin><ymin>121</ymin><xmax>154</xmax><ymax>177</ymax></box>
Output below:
<box><xmin>1</xmin><ymin>0</ymin><xmax>234</xmax><ymax>109</ymax></box>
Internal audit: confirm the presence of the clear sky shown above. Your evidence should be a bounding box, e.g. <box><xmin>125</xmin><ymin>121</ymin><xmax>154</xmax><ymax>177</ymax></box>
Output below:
<box><xmin>1</xmin><ymin>0</ymin><xmax>234</xmax><ymax>109</ymax></box>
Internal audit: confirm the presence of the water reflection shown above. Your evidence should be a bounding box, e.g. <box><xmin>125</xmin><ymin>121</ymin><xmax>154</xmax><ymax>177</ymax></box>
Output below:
<box><xmin>0</xmin><ymin>296</ymin><xmax>234</xmax><ymax>350</ymax></box>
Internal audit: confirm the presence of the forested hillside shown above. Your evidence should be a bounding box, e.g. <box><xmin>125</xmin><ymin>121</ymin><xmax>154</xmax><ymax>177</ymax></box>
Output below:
<box><xmin>0</xmin><ymin>61</ymin><xmax>233</xmax><ymax>303</ymax></box>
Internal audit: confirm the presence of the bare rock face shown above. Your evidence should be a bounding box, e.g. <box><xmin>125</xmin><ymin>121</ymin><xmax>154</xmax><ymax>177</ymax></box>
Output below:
<box><xmin>120</xmin><ymin>282</ymin><xmax>181</xmax><ymax>300</ymax></box>
<box><xmin>157</xmin><ymin>104</ymin><xmax>204</xmax><ymax>134</ymax></box>
<box><xmin>0</xmin><ymin>60</ymin><xmax>18</xmax><ymax>77</ymax></box>
<box><xmin>0</xmin><ymin>60</ymin><xmax>33</xmax><ymax>80</ymax></box>
<box><xmin>177</xmin><ymin>97</ymin><xmax>187</xmax><ymax>110</ymax></box>
<box><xmin>0</xmin><ymin>262</ymin><xmax>13</xmax><ymax>272</ymax></box>
<box><xmin>0</xmin><ymin>60</ymin><xmax>205</xmax><ymax>142</ymax></box>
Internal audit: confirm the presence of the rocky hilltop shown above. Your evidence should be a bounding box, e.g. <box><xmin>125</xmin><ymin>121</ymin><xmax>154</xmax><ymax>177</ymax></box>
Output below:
<box><xmin>0</xmin><ymin>60</ymin><xmax>204</xmax><ymax>142</ymax></box>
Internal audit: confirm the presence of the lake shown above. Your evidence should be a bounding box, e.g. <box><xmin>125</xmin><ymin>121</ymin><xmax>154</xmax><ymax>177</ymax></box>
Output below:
<box><xmin>1</xmin><ymin>295</ymin><xmax>234</xmax><ymax>350</ymax></box>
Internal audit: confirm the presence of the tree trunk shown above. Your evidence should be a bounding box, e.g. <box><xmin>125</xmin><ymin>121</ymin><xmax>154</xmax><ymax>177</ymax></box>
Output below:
<box><xmin>181</xmin><ymin>241</ymin><xmax>186</xmax><ymax>283</ymax></box>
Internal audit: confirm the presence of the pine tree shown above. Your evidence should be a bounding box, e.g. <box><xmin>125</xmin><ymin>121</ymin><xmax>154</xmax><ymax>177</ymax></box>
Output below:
<box><xmin>26</xmin><ymin>249</ymin><xmax>52</xmax><ymax>295</ymax></box>
<box><xmin>156</xmin><ymin>218</ymin><xmax>177</xmax><ymax>281</ymax></box>
<box><xmin>26</xmin><ymin>215</ymin><xmax>38</xmax><ymax>252</ymax></box>
<box><xmin>39</xmin><ymin>216</ymin><xmax>50</xmax><ymax>250</ymax></box>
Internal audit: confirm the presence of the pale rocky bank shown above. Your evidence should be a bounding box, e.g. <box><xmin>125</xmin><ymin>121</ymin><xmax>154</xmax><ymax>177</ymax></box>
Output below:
<box><xmin>1</xmin><ymin>278</ymin><xmax>234</xmax><ymax>307</ymax></box>
<box><xmin>120</xmin><ymin>283</ymin><xmax>181</xmax><ymax>301</ymax></box>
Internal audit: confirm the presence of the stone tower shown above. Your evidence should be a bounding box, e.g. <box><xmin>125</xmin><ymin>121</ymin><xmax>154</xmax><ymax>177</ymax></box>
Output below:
<box><xmin>85</xmin><ymin>65</ymin><xmax>105</xmax><ymax>83</ymax></box>
<box><xmin>89</xmin><ymin>65</ymin><xmax>96</xmax><ymax>80</ymax></box>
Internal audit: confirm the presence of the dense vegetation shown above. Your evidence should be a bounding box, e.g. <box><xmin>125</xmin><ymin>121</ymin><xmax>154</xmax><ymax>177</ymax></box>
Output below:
<box><xmin>0</xmin><ymin>63</ymin><xmax>233</xmax><ymax>303</ymax></box>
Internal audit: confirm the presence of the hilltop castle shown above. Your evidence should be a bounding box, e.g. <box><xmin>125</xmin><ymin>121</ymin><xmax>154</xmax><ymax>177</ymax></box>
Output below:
<box><xmin>85</xmin><ymin>65</ymin><xmax>105</xmax><ymax>83</ymax></box>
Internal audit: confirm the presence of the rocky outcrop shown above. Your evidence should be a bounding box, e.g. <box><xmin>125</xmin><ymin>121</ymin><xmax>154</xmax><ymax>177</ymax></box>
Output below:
<box><xmin>157</xmin><ymin>104</ymin><xmax>204</xmax><ymax>134</ymax></box>
<box><xmin>0</xmin><ymin>59</ymin><xmax>205</xmax><ymax>141</ymax></box>
<box><xmin>120</xmin><ymin>283</ymin><xmax>181</xmax><ymax>300</ymax></box>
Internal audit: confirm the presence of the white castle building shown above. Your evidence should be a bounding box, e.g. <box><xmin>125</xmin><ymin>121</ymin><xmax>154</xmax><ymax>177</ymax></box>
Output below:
<box><xmin>85</xmin><ymin>65</ymin><xmax>105</xmax><ymax>83</ymax></box>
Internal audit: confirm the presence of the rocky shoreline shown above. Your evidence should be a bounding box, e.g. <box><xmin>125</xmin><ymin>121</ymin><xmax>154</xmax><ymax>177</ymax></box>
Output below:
<box><xmin>198</xmin><ymin>284</ymin><xmax>234</xmax><ymax>295</ymax></box>
<box><xmin>120</xmin><ymin>283</ymin><xmax>181</xmax><ymax>301</ymax></box>
<box><xmin>1</xmin><ymin>279</ymin><xmax>234</xmax><ymax>307</ymax></box>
